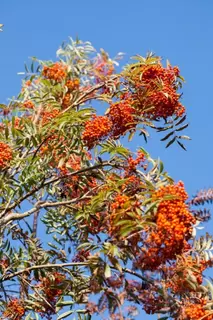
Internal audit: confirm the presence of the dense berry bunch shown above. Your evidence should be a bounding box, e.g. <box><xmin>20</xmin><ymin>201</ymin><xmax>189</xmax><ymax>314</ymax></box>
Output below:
<box><xmin>65</xmin><ymin>78</ymin><xmax>80</xmax><ymax>91</ymax></box>
<box><xmin>82</xmin><ymin>115</ymin><xmax>112</xmax><ymax>148</ymax></box>
<box><xmin>135</xmin><ymin>182</ymin><xmax>196</xmax><ymax>270</ymax></box>
<box><xmin>143</xmin><ymin>87</ymin><xmax>185</xmax><ymax>118</ymax></box>
<box><xmin>111</xmin><ymin>194</ymin><xmax>130</xmax><ymax>210</ymax></box>
<box><xmin>41</xmin><ymin>109</ymin><xmax>60</xmax><ymax>125</ymax></box>
<box><xmin>108</xmin><ymin>99</ymin><xmax>137</xmax><ymax>137</ymax></box>
<box><xmin>62</xmin><ymin>93</ymin><xmax>71</xmax><ymax>109</ymax></box>
<box><xmin>128</xmin><ymin>63</ymin><xmax>185</xmax><ymax>119</ymax></box>
<box><xmin>3</xmin><ymin>298</ymin><xmax>25</xmax><ymax>320</ymax></box>
<box><xmin>137</xmin><ymin>64</ymin><xmax>180</xmax><ymax>89</ymax></box>
<box><xmin>22</xmin><ymin>100</ymin><xmax>34</xmax><ymax>109</ymax></box>
<box><xmin>42</xmin><ymin>62</ymin><xmax>67</xmax><ymax>82</ymax></box>
<box><xmin>183</xmin><ymin>300</ymin><xmax>213</xmax><ymax>320</ymax></box>
<box><xmin>0</xmin><ymin>142</ymin><xmax>12</xmax><ymax>167</ymax></box>
<box><xmin>150</xmin><ymin>182</ymin><xmax>195</xmax><ymax>256</ymax></box>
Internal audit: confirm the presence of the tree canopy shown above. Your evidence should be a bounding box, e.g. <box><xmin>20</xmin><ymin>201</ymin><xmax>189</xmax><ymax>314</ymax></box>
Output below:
<box><xmin>0</xmin><ymin>38</ymin><xmax>212</xmax><ymax>320</ymax></box>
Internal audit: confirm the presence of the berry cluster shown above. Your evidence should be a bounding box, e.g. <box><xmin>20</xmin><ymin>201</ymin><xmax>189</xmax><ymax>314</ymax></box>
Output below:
<box><xmin>35</xmin><ymin>272</ymin><xmax>66</xmax><ymax>317</ymax></box>
<box><xmin>0</xmin><ymin>257</ymin><xmax>9</xmax><ymax>271</ymax></box>
<box><xmin>129</xmin><ymin>63</ymin><xmax>185</xmax><ymax>119</ymax></box>
<box><xmin>58</xmin><ymin>154</ymin><xmax>97</xmax><ymax>200</ymax></box>
<box><xmin>111</xmin><ymin>194</ymin><xmax>130</xmax><ymax>210</ymax></box>
<box><xmin>0</xmin><ymin>142</ymin><xmax>12</xmax><ymax>168</ymax></box>
<box><xmin>41</xmin><ymin>109</ymin><xmax>60</xmax><ymax>125</ymax></box>
<box><xmin>65</xmin><ymin>78</ymin><xmax>80</xmax><ymax>91</ymax></box>
<box><xmin>183</xmin><ymin>300</ymin><xmax>212</xmax><ymax>320</ymax></box>
<box><xmin>3</xmin><ymin>298</ymin><xmax>25</xmax><ymax>320</ymax></box>
<box><xmin>38</xmin><ymin>272</ymin><xmax>65</xmax><ymax>300</ymax></box>
<box><xmin>121</xmin><ymin>175</ymin><xmax>142</xmax><ymax>194</ymax></box>
<box><xmin>82</xmin><ymin>115</ymin><xmax>112</xmax><ymax>148</ymax></box>
<box><xmin>61</xmin><ymin>79</ymin><xmax>80</xmax><ymax>109</ymax></box>
<box><xmin>152</xmin><ymin>181</ymin><xmax>195</xmax><ymax>246</ymax></box>
<box><xmin>62</xmin><ymin>92</ymin><xmax>71</xmax><ymax>109</ymax></box>
<box><xmin>82</xmin><ymin>211</ymin><xmax>106</xmax><ymax>235</ymax></box>
<box><xmin>135</xmin><ymin>182</ymin><xmax>196</xmax><ymax>270</ymax></box>
<box><xmin>125</xmin><ymin>150</ymin><xmax>146</xmax><ymax>173</ymax></box>
<box><xmin>22</xmin><ymin>100</ymin><xmax>34</xmax><ymax>109</ymax></box>
<box><xmin>108</xmin><ymin>99</ymin><xmax>137</xmax><ymax>137</ymax></box>
<box><xmin>42</xmin><ymin>62</ymin><xmax>67</xmax><ymax>82</ymax></box>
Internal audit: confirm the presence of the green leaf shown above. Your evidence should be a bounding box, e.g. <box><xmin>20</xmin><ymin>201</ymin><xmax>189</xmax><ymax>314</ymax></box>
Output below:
<box><xmin>156</xmin><ymin>125</ymin><xmax>173</xmax><ymax>132</ymax></box>
<box><xmin>119</xmin><ymin>227</ymin><xmax>135</xmax><ymax>237</ymax></box>
<box><xmin>178</xmin><ymin>135</ymin><xmax>191</xmax><ymax>140</ymax></box>
<box><xmin>159</xmin><ymin>160</ymin><xmax>164</xmax><ymax>174</ymax></box>
<box><xmin>205</xmin><ymin>279</ymin><xmax>213</xmax><ymax>299</ymax></box>
<box><xmin>166</xmin><ymin>136</ymin><xmax>176</xmax><ymax>148</ymax></box>
<box><xmin>177</xmin><ymin>140</ymin><xmax>187</xmax><ymax>151</ymax></box>
<box><xmin>139</xmin><ymin>147</ymin><xmax>149</xmax><ymax>158</ymax></box>
<box><xmin>56</xmin><ymin>300</ymin><xmax>74</xmax><ymax>307</ymax></box>
<box><xmin>58</xmin><ymin>310</ymin><xmax>74</xmax><ymax>320</ymax></box>
<box><xmin>25</xmin><ymin>300</ymin><xmax>43</xmax><ymax>309</ymax></box>
<box><xmin>128</xmin><ymin>131</ymin><xmax>135</xmax><ymax>141</ymax></box>
<box><xmin>144</xmin><ymin>200</ymin><xmax>159</xmax><ymax>215</ymax></box>
<box><xmin>175</xmin><ymin>123</ymin><xmax>189</xmax><ymax>132</ymax></box>
<box><xmin>104</xmin><ymin>264</ymin><xmax>111</xmax><ymax>278</ymax></box>
<box><xmin>175</xmin><ymin>114</ymin><xmax>186</xmax><ymax>126</ymax></box>
<box><xmin>115</xmin><ymin>220</ymin><xmax>135</xmax><ymax>227</ymax></box>
<box><xmin>25</xmin><ymin>313</ymin><xmax>32</xmax><ymax>320</ymax></box>
<box><xmin>160</xmin><ymin>131</ymin><xmax>174</xmax><ymax>141</ymax></box>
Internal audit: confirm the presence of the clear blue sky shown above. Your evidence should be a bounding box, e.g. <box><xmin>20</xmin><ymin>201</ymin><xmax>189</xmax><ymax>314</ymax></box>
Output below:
<box><xmin>1</xmin><ymin>0</ymin><xmax>213</xmax><ymax>319</ymax></box>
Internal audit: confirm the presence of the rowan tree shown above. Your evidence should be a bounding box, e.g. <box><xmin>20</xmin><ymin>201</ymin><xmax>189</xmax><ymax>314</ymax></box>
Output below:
<box><xmin>0</xmin><ymin>38</ymin><xmax>212</xmax><ymax>320</ymax></box>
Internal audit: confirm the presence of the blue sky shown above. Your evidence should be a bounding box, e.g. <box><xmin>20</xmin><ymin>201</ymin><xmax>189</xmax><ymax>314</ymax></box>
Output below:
<box><xmin>1</xmin><ymin>0</ymin><xmax>213</xmax><ymax>319</ymax></box>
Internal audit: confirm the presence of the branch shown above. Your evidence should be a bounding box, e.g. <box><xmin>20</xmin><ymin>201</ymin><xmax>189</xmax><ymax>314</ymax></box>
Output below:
<box><xmin>2</xmin><ymin>261</ymin><xmax>151</xmax><ymax>285</ymax></box>
<box><xmin>121</xmin><ymin>268</ymin><xmax>153</xmax><ymax>285</ymax></box>
<box><xmin>1</xmin><ymin>262</ymin><xmax>89</xmax><ymax>281</ymax></box>
<box><xmin>61</xmin><ymin>76</ymin><xmax>118</xmax><ymax>114</ymax></box>
<box><xmin>2</xmin><ymin>263</ymin><xmax>155</xmax><ymax>294</ymax></box>
<box><xmin>3</xmin><ymin>206</ymin><xmax>38</xmax><ymax>224</ymax></box>
<box><xmin>43</xmin><ymin>160</ymin><xmax>113</xmax><ymax>186</ymax></box>
<box><xmin>1</xmin><ymin>160</ymin><xmax>113</xmax><ymax>217</ymax></box>
<box><xmin>3</xmin><ymin>188</ymin><xmax>94</xmax><ymax>224</ymax></box>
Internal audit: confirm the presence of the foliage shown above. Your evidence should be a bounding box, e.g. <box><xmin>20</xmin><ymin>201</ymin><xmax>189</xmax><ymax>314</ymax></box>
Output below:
<box><xmin>0</xmin><ymin>37</ymin><xmax>212</xmax><ymax>320</ymax></box>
